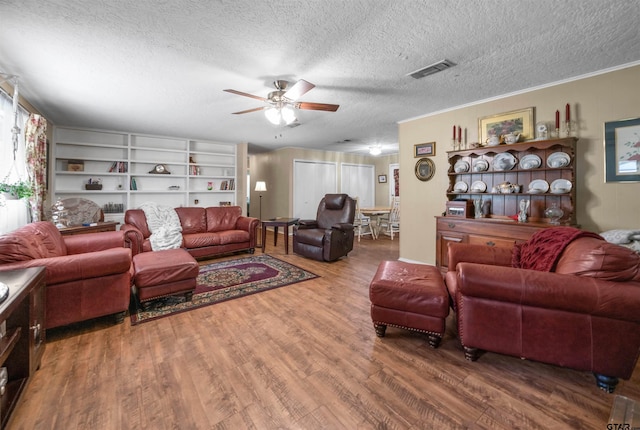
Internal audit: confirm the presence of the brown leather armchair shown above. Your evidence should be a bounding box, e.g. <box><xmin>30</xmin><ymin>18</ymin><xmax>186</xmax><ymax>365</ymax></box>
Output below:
<box><xmin>444</xmin><ymin>227</ymin><xmax>640</xmax><ymax>392</ymax></box>
<box><xmin>0</xmin><ymin>221</ymin><xmax>134</xmax><ymax>329</ymax></box>
<box><xmin>293</xmin><ymin>194</ymin><xmax>356</xmax><ymax>262</ymax></box>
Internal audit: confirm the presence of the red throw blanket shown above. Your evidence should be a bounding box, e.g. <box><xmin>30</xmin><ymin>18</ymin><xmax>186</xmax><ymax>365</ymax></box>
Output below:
<box><xmin>512</xmin><ymin>227</ymin><xmax>603</xmax><ymax>271</ymax></box>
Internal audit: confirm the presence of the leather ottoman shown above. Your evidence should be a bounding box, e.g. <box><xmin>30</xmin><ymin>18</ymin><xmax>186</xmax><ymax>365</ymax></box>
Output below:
<box><xmin>369</xmin><ymin>260</ymin><xmax>449</xmax><ymax>348</ymax></box>
<box><xmin>133</xmin><ymin>248</ymin><xmax>199</xmax><ymax>307</ymax></box>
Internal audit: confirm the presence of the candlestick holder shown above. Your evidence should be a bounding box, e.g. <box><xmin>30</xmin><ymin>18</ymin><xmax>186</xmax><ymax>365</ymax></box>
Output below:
<box><xmin>553</xmin><ymin>127</ymin><xmax>560</xmax><ymax>138</ymax></box>
<box><xmin>452</xmin><ymin>139</ymin><xmax>458</xmax><ymax>151</ymax></box>
<box><xmin>564</xmin><ymin>121</ymin><xmax>571</xmax><ymax>137</ymax></box>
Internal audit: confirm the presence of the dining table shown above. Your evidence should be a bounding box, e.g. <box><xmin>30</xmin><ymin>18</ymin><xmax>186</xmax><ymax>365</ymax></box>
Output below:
<box><xmin>359</xmin><ymin>206</ymin><xmax>391</xmax><ymax>239</ymax></box>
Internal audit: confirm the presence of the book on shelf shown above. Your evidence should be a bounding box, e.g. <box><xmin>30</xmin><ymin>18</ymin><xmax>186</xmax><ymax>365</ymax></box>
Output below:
<box><xmin>130</xmin><ymin>177</ymin><xmax>137</xmax><ymax>190</ymax></box>
<box><xmin>108</xmin><ymin>161</ymin><xmax>128</xmax><ymax>173</ymax></box>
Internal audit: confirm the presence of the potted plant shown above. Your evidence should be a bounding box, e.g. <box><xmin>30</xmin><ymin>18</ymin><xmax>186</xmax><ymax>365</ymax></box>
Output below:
<box><xmin>0</xmin><ymin>180</ymin><xmax>34</xmax><ymax>200</ymax></box>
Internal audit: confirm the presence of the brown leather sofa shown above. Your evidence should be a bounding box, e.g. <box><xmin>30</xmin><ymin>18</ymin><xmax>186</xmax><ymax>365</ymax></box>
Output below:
<box><xmin>444</xmin><ymin>228</ymin><xmax>640</xmax><ymax>392</ymax></box>
<box><xmin>0</xmin><ymin>221</ymin><xmax>133</xmax><ymax>329</ymax></box>
<box><xmin>122</xmin><ymin>206</ymin><xmax>259</xmax><ymax>259</ymax></box>
<box><xmin>293</xmin><ymin>194</ymin><xmax>356</xmax><ymax>262</ymax></box>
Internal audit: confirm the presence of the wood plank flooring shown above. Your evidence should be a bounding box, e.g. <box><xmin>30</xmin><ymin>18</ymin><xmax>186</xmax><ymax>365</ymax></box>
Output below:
<box><xmin>8</xmin><ymin>232</ymin><xmax>640</xmax><ymax>429</ymax></box>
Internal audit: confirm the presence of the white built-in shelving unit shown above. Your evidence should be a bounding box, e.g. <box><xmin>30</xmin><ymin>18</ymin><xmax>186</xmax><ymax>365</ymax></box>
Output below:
<box><xmin>53</xmin><ymin>127</ymin><xmax>238</xmax><ymax>224</ymax></box>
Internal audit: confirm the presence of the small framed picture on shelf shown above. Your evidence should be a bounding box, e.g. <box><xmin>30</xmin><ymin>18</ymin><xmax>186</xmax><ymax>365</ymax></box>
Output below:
<box><xmin>604</xmin><ymin>117</ymin><xmax>640</xmax><ymax>183</ymax></box>
<box><xmin>478</xmin><ymin>107</ymin><xmax>534</xmax><ymax>144</ymax></box>
<box><xmin>378</xmin><ymin>174</ymin><xmax>387</xmax><ymax>183</ymax></box>
<box><xmin>67</xmin><ymin>160</ymin><xmax>84</xmax><ymax>172</ymax></box>
<box><xmin>414</xmin><ymin>142</ymin><xmax>435</xmax><ymax>157</ymax></box>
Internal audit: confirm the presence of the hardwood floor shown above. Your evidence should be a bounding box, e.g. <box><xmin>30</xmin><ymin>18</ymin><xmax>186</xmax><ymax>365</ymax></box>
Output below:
<box><xmin>9</xmin><ymin>232</ymin><xmax>639</xmax><ymax>429</ymax></box>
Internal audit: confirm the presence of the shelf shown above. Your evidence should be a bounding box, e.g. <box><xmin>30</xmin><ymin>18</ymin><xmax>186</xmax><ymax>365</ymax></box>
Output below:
<box><xmin>55</xmin><ymin>171</ymin><xmax>128</xmax><ymax>176</ymax></box>
<box><xmin>447</xmin><ymin>137</ymin><xmax>578</xmax><ymax>157</ymax></box>
<box><xmin>56</xmin><ymin>141</ymin><xmax>127</xmax><ymax>149</ymax></box>
<box><xmin>56</xmin><ymin>190</ymin><xmax>127</xmax><ymax>194</ymax></box>
<box><xmin>0</xmin><ymin>328</ymin><xmax>21</xmax><ymax>365</ymax></box>
<box><xmin>448</xmin><ymin>166</ymin><xmax>573</xmax><ymax>176</ymax></box>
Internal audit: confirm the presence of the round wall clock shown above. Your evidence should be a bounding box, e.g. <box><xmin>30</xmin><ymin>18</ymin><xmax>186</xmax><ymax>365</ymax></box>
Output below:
<box><xmin>149</xmin><ymin>164</ymin><xmax>170</xmax><ymax>174</ymax></box>
<box><xmin>415</xmin><ymin>158</ymin><xmax>435</xmax><ymax>181</ymax></box>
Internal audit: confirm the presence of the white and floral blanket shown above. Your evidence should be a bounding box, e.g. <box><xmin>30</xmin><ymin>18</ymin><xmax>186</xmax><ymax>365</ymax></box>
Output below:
<box><xmin>139</xmin><ymin>202</ymin><xmax>183</xmax><ymax>251</ymax></box>
<box><xmin>600</xmin><ymin>229</ymin><xmax>640</xmax><ymax>253</ymax></box>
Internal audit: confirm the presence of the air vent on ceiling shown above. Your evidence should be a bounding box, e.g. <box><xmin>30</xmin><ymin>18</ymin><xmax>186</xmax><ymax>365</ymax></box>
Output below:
<box><xmin>407</xmin><ymin>59</ymin><xmax>456</xmax><ymax>79</ymax></box>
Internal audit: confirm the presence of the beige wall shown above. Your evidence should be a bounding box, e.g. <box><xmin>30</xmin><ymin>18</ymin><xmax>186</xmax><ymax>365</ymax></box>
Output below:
<box><xmin>249</xmin><ymin>148</ymin><xmax>398</xmax><ymax>220</ymax></box>
<box><xmin>399</xmin><ymin>64</ymin><xmax>640</xmax><ymax>264</ymax></box>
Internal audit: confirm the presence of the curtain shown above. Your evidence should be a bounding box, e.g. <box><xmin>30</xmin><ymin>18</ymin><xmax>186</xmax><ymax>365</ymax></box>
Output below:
<box><xmin>25</xmin><ymin>114</ymin><xmax>47</xmax><ymax>221</ymax></box>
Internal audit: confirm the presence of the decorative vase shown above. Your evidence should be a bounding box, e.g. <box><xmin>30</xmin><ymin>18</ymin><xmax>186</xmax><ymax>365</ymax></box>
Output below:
<box><xmin>544</xmin><ymin>203</ymin><xmax>564</xmax><ymax>225</ymax></box>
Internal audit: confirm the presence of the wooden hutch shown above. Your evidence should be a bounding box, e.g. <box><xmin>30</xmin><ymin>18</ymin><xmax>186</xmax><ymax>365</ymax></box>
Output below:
<box><xmin>436</xmin><ymin>137</ymin><xmax>577</xmax><ymax>272</ymax></box>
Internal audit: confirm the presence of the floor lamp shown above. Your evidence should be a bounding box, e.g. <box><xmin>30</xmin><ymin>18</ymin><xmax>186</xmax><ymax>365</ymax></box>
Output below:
<box><xmin>255</xmin><ymin>181</ymin><xmax>267</xmax><ymax>246</ymax></box>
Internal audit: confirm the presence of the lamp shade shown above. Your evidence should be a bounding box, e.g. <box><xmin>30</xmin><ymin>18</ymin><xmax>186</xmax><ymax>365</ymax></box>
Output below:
<box><xmin>255</xmin><ymin>181</ymin><xmax>267</xmax><ymax>192</ymax></box>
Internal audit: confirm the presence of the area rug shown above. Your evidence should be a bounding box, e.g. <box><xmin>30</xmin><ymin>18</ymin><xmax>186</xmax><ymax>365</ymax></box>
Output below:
<box><xmin>129</xmin><ymin>254</ymin><xmax>318</xmax><ymax>325</ymax></box>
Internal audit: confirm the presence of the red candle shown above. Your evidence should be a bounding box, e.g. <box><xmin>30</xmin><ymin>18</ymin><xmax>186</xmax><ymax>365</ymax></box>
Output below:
<box><xmin>458</xmin><ymin>126</ymin><xmax>462</xmax><ymax>143</ymax></box>
<box><xmin>555</xmin><ymin>110</ymin><xmax>560</xmax><ymax>129</ymax></box>
<box><xmin>453</xmin><ymin>125</ymin><xmax>456</xmax><ymax>140</ymax></box>
<box><xmin>565</xmin><ymin>103</ymin><xmax>570</xmax><ymax>122</ymax></box>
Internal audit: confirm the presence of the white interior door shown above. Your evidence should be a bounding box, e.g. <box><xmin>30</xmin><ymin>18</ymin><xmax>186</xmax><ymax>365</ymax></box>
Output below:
<box><xmin>293</xmin><ymin>160</ymin><xmax>337</xmax><ymax>220</ymax></box>
<box><xmin>341</xmin><ymin>163</ymin><xmax>375</xmax><ymax>208</ymax></box>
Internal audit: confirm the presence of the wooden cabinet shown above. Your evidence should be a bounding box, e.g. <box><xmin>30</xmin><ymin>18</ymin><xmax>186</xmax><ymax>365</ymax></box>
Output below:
<box><xmin>53</xmin><ymin>127</ymin><xmax>238</xmax><ymax>224</ymax></box>
<box><xmin>0</xmin><ymin>267</ymin><xmax>45</xmax><ymax>429</ymax></box>
<box><xmin>436</xmin><ymin>137</ymin><xmax>577</xmax><ymax>272</ymax></box>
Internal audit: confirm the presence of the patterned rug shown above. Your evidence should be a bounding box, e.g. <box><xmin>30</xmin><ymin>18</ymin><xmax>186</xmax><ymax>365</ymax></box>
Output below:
<box><xmin>130</xmin><ymin>254</ymin><xmax>318</xmax><ymax>325</ymax></box>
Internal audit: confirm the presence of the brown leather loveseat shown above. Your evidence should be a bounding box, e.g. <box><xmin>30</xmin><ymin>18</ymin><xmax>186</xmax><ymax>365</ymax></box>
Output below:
<box><xmin>444</xmin><ymin>227</ymin><xmax>640</xmax><ymax>392</ymax></box>
<box><xmin>0</xmin><ymin>221</ymin><xmax>133</xmax><ymax>329</ymax></box>
<box><xmin>122</xmin><ymin>206</ymin><xmax>258</xmax><ymax>259</ymax></box>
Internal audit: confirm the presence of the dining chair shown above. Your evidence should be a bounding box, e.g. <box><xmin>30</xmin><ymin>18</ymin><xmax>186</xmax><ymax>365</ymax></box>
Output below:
<box><xmin>353</xmin><ymin>197</ymin><xmax>374</xmax><ymax>241</ymax></box>
<box><xmin>379</xmin><ymin>197</ymin><xmax>400</xmax><ymax>240</ymax></box>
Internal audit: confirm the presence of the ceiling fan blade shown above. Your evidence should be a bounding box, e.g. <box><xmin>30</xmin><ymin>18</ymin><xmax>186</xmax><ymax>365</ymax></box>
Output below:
<box><xmin>232</xmin><ymin>106</ymin><xmax>266</xmax><ymax>115</ymax></box>
<box><xmin>223</xmin><ymin>89</ymin><xmax>268</xmax><ymax>102</ymax></box>
<box><xmin>295</xmin><ymin>102</ymin><xmax>340</xmax><ymax>112</ymax></box>
<box><xmin>283</xmin><ymin>79</ymin><xmax>315</xmax><ymax>101</ymax></box>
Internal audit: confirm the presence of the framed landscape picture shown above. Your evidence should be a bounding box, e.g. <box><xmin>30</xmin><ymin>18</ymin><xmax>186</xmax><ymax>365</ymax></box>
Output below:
<box><xmin>604</xmin><ymin>117</ymin><xmax>640</xmax><ymax>183</ymax></box>
<box><xmin>478</xmin><ymin>107</ymin><xmax>534</xmax><ymax>144</ymax></box>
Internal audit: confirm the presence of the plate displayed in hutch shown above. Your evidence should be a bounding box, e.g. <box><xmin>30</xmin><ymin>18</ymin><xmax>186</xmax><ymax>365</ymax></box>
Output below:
<box><xmin>493</xmin><ymin>153</ymin><xmax>517</xmax><ymax>171</ymax></box>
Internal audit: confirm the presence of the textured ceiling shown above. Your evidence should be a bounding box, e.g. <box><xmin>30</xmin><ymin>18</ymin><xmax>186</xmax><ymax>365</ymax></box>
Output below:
<box><xmin>1</xmin><ymin>0</ymin><xmax>639</xmax><ymax>155</ymax></box>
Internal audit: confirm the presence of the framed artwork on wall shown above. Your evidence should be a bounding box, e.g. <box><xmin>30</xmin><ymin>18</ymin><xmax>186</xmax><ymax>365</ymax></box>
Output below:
<box><xmin>414</xmin><ymin>142</ymin><xmax>435</xmax><ymax>157</ymax></box>
<box><xmin>478</xmin><ymin>107</ymin><xmax>534</xmax><ymax>144</ymax></box>
<box><xmin>604</xmin><ymin>117</ymin><xmax>640</xmax><ymax>183</ymax></box>
<box><xmin>414</xmin><ymin>158</ymin><xmax>435</xmax><ymax>181</ymax></box>
<box><xmin>378</xmin><ymin>174</ymin><xmax>387</xmax><ymax>183</ymax></box>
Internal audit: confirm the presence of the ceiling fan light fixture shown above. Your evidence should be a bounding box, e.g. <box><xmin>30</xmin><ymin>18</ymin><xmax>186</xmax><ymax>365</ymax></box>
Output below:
<box><xmin>265</xmin><ymin>107</ymin><xmax>281</xmax><ymax>125</ymax></box>
<box><xmin>281</xmin><ymin>105</ymin><xmax>296</xmax><ymax>124</ymax></box>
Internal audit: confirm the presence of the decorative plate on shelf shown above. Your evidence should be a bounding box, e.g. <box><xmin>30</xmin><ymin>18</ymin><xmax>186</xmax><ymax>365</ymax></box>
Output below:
<box><xmin>550</xmin><ymin>179</ymin><xmax>572</xmax><ymax>194</ymax></box>
<box><xmin>519</xmin><ymin>154</ymin><xmax>542</xmax><ymax>170</ymax></box>
<box><xmin>453</xmin><ymin>181</ymin><xmax>468</xmax><ymax>193</ymax></box>
<box><xmin>454</xmin><ymin>160</ymin><xmax>470</xmax><ymax>173</ymax></box>
<box><xmin>493</xmin><ymin>153</ymin><xmax>517</xmax><ymax>171</ymax></box>
<box><xmin>528</xmin><ymin>179</ymin><xmax>549</xmax><ymax>193</ymax></box>
<box><xmin>547</xmin><ymin>152</ymin><xmax>571</xmax><ymax>168</ymax></box>
<box><xmin>470</xmin><ymin>180</ymin><xmax>487</xmax><ymax>193</ymax></box>
<box><xmin>473</xmin><ymin>159</ymin><xmax>489</xmax><ymax>172</ymax></box>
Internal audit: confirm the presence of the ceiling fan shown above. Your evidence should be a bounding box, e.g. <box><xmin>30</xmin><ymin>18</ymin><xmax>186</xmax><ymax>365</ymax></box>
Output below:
<box><xmin>223</xmin><ymin>79</ymin><xmax>339</xmax><ymax>125</ymax></box>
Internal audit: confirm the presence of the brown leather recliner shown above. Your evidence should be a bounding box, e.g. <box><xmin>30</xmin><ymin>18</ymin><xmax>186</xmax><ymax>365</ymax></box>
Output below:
<box><xmin>444</xmin><ymin>227</ymin><xmax>640</xmax><ymax>393</ymax></box>
<box><xmin>293</xmin><ymin>194</ymin><xmax>356</xmax><ymax>262</ymax></box>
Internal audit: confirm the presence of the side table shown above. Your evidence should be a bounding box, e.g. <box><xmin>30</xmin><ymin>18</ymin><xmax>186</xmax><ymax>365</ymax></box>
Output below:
<box><xmin>58</xmin><ymin>221</ymin><xmax>119</xmax><ymax>236</ymax></box>
<box><xmin>261</xmin><ymin>218</ymin><xmax>299</xmax><ymax>254</ymax></box>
